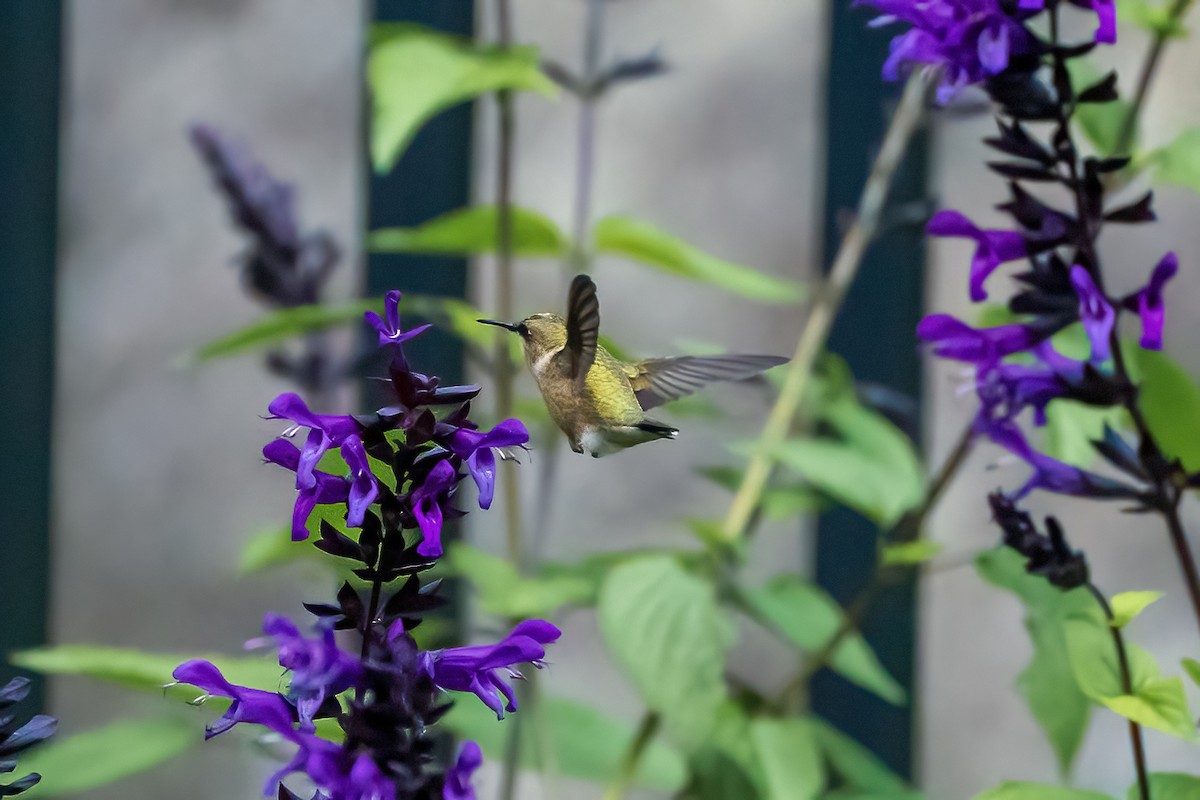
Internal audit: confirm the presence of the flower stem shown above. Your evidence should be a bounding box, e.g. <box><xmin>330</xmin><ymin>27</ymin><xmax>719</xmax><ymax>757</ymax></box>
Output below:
<box><xmin>599</xmin><ymin>712</ymin><xmax>660</xmax><ymax>800</ymax></box>
<box><xmin>1114</xmin><ymin>0</ymin><xmax>1196</xmax><ymax>156</ymax></box>
<box><xmin>1086</xmin><ymin>584</ymin><xmax>1151</xmax><ymax>800</ymax></box>
<box><xmin>720</xmin><ymin>71</ymin><xmax>931</xmax><ymax>543</ymax></box>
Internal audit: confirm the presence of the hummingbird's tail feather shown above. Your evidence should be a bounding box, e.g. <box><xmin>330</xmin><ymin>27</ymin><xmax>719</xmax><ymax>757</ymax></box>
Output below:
<box><xmin>629</xmin><ymin>354</ymin><xmax>789</xmax><ymax>410</ymax></box>
<box><xmin>635</xmin><ymin>418</ymin><xmax>680</xmax><ymax>439</ymax></box>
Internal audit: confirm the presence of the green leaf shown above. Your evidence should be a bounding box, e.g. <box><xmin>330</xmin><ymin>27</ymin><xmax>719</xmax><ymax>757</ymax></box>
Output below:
<box><xmin>1129</xmin><ymin>773</ymin><xmax>1200</xmax><ymax>800</ymax></box>
<box><xmin>598</xmin><ymin>555</ymin><xmax>734</xmax><ymax>750</ymax></box>
<box><xmin>442</xmin><ymin>694</ymin><xmax>687</xmax><ymax>792</ymax></box>
<box><xmin>1103</xmin><ymin>678</ymin><xmax>1196</xmax><ymax>739</ymax></box>
<box><xmin>368</xmin><ymin>205</ymin><xmax>567</xmax><ymax>257</ymax></box>
<box><xmin>18</xmin><ymin>717</ymin><xmax>198</xmax><ymax>797</ymax></box>
<box><xmin>238</xmin><ymin>525</ymin><xmax>325</xmax><ymax>574</ymax></box>
<box><xmin>880</xmin><ymin>540</ymin><xmax>942</xmax><ymax>567</ymax></box>
<box><xmin>12</xmin><ymin>645</ymin><xmax>281</xmax><ymax>694</ymax></box>
<box><xmin>690</xmin><ymin>702</ymin><xmax>766</xmax><ymax>800</ymax></box>
<box><xmin>810</xmin><ymin>718</ymin><xmax>914</xmax><ymax>794</ymax></box>
<box><xmin>445</xmin><ymin>543</ymin><xmax>595</xmax><ymax>618</ymax></box>
<box><xmin>592</xmin><ymin>216</ymin><xmax>804</xmax><ymax>303</ymax></box>
<box><xmin>1181</xmin><ymin>657</ymin><xmax>1200</xmax><ymax>689</ymax></box>
<box><xmin>186</xmin><ymin>299</ymin><xmax>381</xmax><ymax>363</ymax></box>
<box><xmin>1131</xmin><ymin>348</ymin><xmax>1200</xmax><ymax>471</ymax></box>
<box><xmin>766</xmin><ymin>394</ymin><xmax>923</xmax><ymax>528</ymax></box>
<box><xmin>974</xmin><ymin>782</ymin><xmax>1116</xmax><ymax>800</ymax></box>
<box><xmin>739</xmin><ymin>576</ymin><xmax>906</xmax><ymax>705</ymax></box>
<box><xmin>1118</xmin><ymin>0</ymin><xmax>1190</xmax><ymax>36</ymax></box>
<box><xmin>1108</xmin><ymin>591</ymin><xmax>1163</xmax><ymax>629</ymax></box>
<box><xmin>976</xmin><ymin>548</ymin><xmax>1095</xmax><ymax>774</ymax></box>
<box><xmin>369</xmin><ymin>24</ymin><xmax>556</xmax><ymax>172</ymax></box>
<box><xmin>1042</xmin><ymin>401</ymin><xmax>1128</xmax><ymax>469</ymax></box>
<box><xmin>751</xmin><ymin>717</ymin><xmax>825</xmax><ymax>800</ymax></box>
<box><xmin>1149</xmin><ymin>128</ymin><xmax>1200</xmax><ymax>193</ymax></box>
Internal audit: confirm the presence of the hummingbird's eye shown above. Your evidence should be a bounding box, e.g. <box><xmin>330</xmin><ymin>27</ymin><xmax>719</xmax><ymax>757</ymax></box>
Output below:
<box><xmin>516</xmin><ymin>323</ymin><xmax>530</xmax><ymax>339</ymax></box>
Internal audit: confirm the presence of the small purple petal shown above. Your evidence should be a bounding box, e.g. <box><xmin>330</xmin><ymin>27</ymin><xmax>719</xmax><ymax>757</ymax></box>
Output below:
<box><xmin>1069</xmin><ymin>265</ymin><xmax>1114</xmax><ymax>361</ymax></box>
<box><xmin>1137</xmin><ymin>252</ymin><xmax>1177</xmax><ymax>350</ymax></box>
<box><xmin>444</xmin><ymin>741</ymin><xmax>483</xmax><ymax>800</ymax></box>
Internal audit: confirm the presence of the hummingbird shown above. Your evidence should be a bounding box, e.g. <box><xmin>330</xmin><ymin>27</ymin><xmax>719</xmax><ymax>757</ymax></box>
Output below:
<box><xmin>478</xmin><ymin>274</ymin><xmax>788</xmax><ymax>457</ymax></box>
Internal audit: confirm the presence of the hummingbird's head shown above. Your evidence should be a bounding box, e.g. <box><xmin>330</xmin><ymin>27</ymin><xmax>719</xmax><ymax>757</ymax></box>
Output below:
<box><xmin>477</xmin><ymin>314</ymin><xmax>567</xmax><ymax>366</ymax></box>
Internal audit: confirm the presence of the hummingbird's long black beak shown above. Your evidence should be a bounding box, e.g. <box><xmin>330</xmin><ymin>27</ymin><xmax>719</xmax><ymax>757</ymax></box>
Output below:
<box><xmin>477</xmin><ymin>319</ymin><xmax>520</xmax><ymax>332</ymax></box>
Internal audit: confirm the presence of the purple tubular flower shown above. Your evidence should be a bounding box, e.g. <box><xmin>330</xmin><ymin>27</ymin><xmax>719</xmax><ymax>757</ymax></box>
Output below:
<box><xmin>172</xmin><ymin>660</ymin><xmax>297</xmax><ymax>740</ymax></box>
<box><xmin>1132</xmin><ymin>252</ymin><xmax>1178</xmax><ymax>350</ymax></box>
<box><xmin>364</xmin><ymin>290</ymin><xmax>431</xmax><ymax>348</ymax></box>
<box><xmin>444</xmin><ymin>741</ymin><xmax>482</xmax><ymax>800</ymax></box>
<box><xmin>927</xmin><ymin>210</ymin><xmax>1026</xmax><ymax>301</ymax></box>
<box><xmin>257</xmin><ymin>614</ymin><xmax>363</xmax><ymax>728</ymax></box>
<box><xmin>419</xmin><ymin>620</ymin><xmax>562</xmax><ymax>719</ymax></box>
<box><xmin>987</xmin><ymin>421</ymin><xmax>1137</xmax><ymax>499</ymax></box>
<box><xmin>267</xmin><ymin>393</ymin><xmax>361</xmax><ymax>490</ymax></box>
<box><xmin>263</xmin><ymin>439</ymin><xmax>349</xmax><ymax>540</ymax></box>
<box><xmin>1069</xmin><ymin>265</ymin><xmax>1115</xmax><ymax>361</ymax></box>
<box><xmin>340</xmin><ymin>436</ymin><xmax>379</xmax><ymax>528</ymax></box>
<box><xmin>411</xmin><ymin>459</ymin><xmax>459</xmax><ymax>557</ymax></box>
<box><xmin>446</xmin><ymin>418</ymin><xmax>530</xmax><ymax>509</ymax></box>
<box><xmin>916</xmin><ymin>313</ymin><xmax>1041</xmax><ymax>365</ymax></box>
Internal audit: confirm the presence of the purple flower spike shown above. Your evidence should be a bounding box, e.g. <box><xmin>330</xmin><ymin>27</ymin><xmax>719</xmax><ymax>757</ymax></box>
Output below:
<box><xmin>1133</xmin><ymin>252</ymin><xmax>1178</xmax><ymax>350</ymax></box>
<box><xmin>447</xmin><ymin>418</ymin><xmax>530</xmax><ymax>509</ymax></box>
<box><xmin>365</xmin><ymin>290</ymin><xmax>432</xmax><ymax>348</ymax></box>
<box><xmin>420</xmin><ymin>620</ymin><xmax>562</xmax><ymax>719</ymax></box>
<box><xmin>257</xmin><ymin>614</ymin><xmax>363</xmax><ymax>729</ymax></box>
<box><xmin>444</xmin><ymin>741</ymin><xmax>482</xmax><ymax>800</ymax></box>
<box><xmin>927</xmin><ymin>210</ymin><xmax>1026</xmax><ymax>302</ymax></box>
<box><xmin>411</xmin><ymin>459</ymin><xmax>459</xmax><ymax>557</ymax></box>
<box><xmin>172</xmin><ymin>660</ymin><xmax>297</xmax><ymax>740</ymax></box>
<box><xmin>263</xmin><ymin>439</ymin><xmax>350</xmax><ymax>541</ymax></box>
<box><xmin>1068</xmin><ymin>265</ymin><xmax>1115</xmax><ymax>362</ymax></box>
<box><xmin>267</xmin><ymin>393</ymin><xmax>361</xmax><ymax>490</ymax></box>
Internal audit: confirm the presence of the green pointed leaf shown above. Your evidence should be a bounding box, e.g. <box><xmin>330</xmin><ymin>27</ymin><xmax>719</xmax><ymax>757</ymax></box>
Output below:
<box><xmin>186</xmin><ymin>299</ymin><xmax>381</xmax><ymax>363</ymax></box>
<box><xmin>368</xmin><ymin>205</ymin><xmax>567</xmax><ymax>257</ymax></box>
<box><xmin>442</xmin><ymin>694</ymin><xmax>687</xmax><ymax>792</ymax></box>
<box><xmin>1102</xmin><ymin>678</ymin><xmax>1196</xmax><ymax>739</ymax></box>
<box><xmin>739</xmin><ymin>576</ymin><xmax>906</xmax><ymax>705</ymax></box>
<box><xmin>598</xmin><ymin>555</ymin><xmax>734</xmax><ymax>750</ymax></box>
<box><xmin>369</xmin><ymin>24</ymin><xmax>556</xmax><ymax>172</ymax></box>
<box><xmin>974</xmin><ymin>782</ymin><xmax>1116</xmax><ymax>800</ymax></box>
<box><xmin>751</xmin><ymin>718</ymin><xmax>825</xmax><ymax>800</ymax></box>
<box><xmin>1149</xmin><ymin>128</ymin><xmax>1200</xmax><ymax>193</ymax></box>
<box><xmin>810</xmin><ymin>718</ymin><xmax>915</xmax><ymax>794</ymax></box>
<box><xmin>18</xmin><ymin>717</ymin><xmax>198</xmax><ymax>797</ymax></box>
<box><xmin>976</xmin><ymin>548</ymin><xmax>1095</xmax><ymax>774</ymax></box>
<box><xmin>1133</xmin><ymin>342</ymin><xmax>1200</xmax><ymax>471</ymax></box>
<box><xmin>238</xmin><ymin>525</ymin><xmax>325</xmax><ymax>574</ymax></box>
<box><xmin>1181</xmin><ymin>657</ymin><xmax>1200</xmax><ymax>689</ymax></box>
<box><xmin>1128</xmin><ymin>773</ymin><xmax>1200</xmax><ymax>800</ymax></box>
<box><xmin>445</xmin><ymin>543</ymin><xmax>595</xmax><ymax>618</ymax></box>
<box><xmin>592</xmin><ymin>216</ymin><xmax>804</xmax><ymax>303</ymax></box>
<box><xmin>1043</xmin><ymin>401</ymin><xmax>1128</xmax><ymax>469</ymax></box>
<box><xmin>881</xmin><ymin>540</ymin><xmax>943</xmax><ymax>567</ymax></box>
<box><xmin>1118</xmin><ymin>0</ymin><xmax>1190</xmax><ymax>36</ymax></box>
<box><xmin>1109</xmin><ymin>591</ymin><xmax>1163</xmax><ymax>629</ymax></box>
<box><xmin>11</xmin><ymin>645</ymin><xmax>281</xmax><ymax>694</ymax></box>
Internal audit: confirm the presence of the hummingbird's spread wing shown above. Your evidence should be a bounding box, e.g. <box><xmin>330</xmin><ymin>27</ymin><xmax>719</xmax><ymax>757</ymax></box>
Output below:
<box><xmin>627</xmin><ymin>354</ymin><xmax>789</xmax><ymax>410</ymax></box>
<box><xmin>565</xmin><ymin>274</ymin><xmax>600</xmax><ymax>389</ymax></box>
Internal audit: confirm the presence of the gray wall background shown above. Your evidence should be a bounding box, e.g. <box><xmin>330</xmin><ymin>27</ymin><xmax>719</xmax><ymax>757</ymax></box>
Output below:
<box><xmin>47</xmin><ymin>1</ymin><xmax>1200</xmax><ymax>798</ymax></box>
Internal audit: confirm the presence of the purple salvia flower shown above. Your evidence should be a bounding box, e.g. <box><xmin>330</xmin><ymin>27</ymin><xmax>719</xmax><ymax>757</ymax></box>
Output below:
<box><xmin>172</xmin><ymin>660</ymin><xmax>298</xmax><ymax>741</ymax></box>
<box><xmin>927</xmin><ymin>210</ymin><xmax>1026</xmax><ymax>301</ymax></box>
<box><xmin>446</xmin><ymin>418</ymin><xmax>531</xmax><ymax>509</ymax></box>
<box><xmin>986</xmin><ymin>421</ymin><xmax>1137</xmax><ymax>499</ymax></box>
<box><xmin>1129</xmin><ymin>252</ymin><xmax>1178</xmax><ymax>350</ymax></box>
<box><xmin>267</xmin><ymin>393</ymin><xmax>361</xmax><ymax>490</ymax></box>
<box><xmin>340</xmin><ymin>436</ymin><xmax>379</xmax><ymax>528</ymax></box>
<box><xmin>1068</xmin><ymin>265</ymin><xmax>1115</xmax><ymax>362</ymax></box>
<box><xmin>419</xmin><ymin>620</ymin><xmax>562</xmax><ymax>719</ymax></box>
<box><xmin>411</xmin><ymin>459</ymin><xmax>459</xmax><ymax>557</ymax></box>
<box><xmin>444</xmin><ymin>741</ymin><xmax>482</xmax><ymax>800</ymax></box>
<box><xmin>263</xmin><ymin>439</ymin><xmax>349</xmax><ymax>540</ymax></box>
<box><xmin>254</xmin><ymin>614</ymin><xmax>363</xmax><ymax>729</ymax></box>
<box><xmin>364</xmin><ymin>290</ymin><xmax>432</xmax><ymax>348</ymax></box>
<box><xmin>975</xmin><ymin>341</ymin><xmax>1083</xmax><ymax>427</ymax></box>
<box><xmin>916</xmin><ymin>313</ymin><xmax>1042</xmax><ymax>366</ymax></box>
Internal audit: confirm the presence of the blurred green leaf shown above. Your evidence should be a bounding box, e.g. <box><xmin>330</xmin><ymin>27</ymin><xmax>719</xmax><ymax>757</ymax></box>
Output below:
<box><xmin>19</xmin><ymin>717</ymin><xmax>197</xmax><ymax>798</ymax></box>
<box><xmin>1043</xmin><ymin>401</ymin><xmax>1128</xmax><ymax>469</ymax></box>
<box><xmin>1131</xmin><ymin>348</ymin><xmax>1200</xmax><ymax>471</ymax></box>
<box><xmin>810</xmin><ymin>718</ymin><xmax>917</xmax><ymax>795</ymax></box>
<box><xmin>880</xmin><ymin>540</ymin><xmax>942</xmax><ymax>567</ymax></box>
<box><xmin>12</xmin><ymin>645</ymin><xmax>281</xmax><ymax>694</ymax></box>
<box><xmin>442</xmin><ymin>693</ymin><xmax>687</xmax><ymax>792</ymax></box>
<box><xmin>690</xmin><ymin>702</ymin><xmax>766</xmax><ymax>800</ymax></box>
<box><xmin>238</xmin><ymin>525</ymin><xmax>325</xmax><ymax>574</ymax></box>
<box><xmin>1067</xmin><ymin>60</ymin><xmax>1135</xmax><ymax>156</ymax></box>
<box><xmin>697</xmin><ymin>465</ymin><xmax>824</xmax><ymax>520</ymax></box>
<box><xmin>976</xmin><ymin>548</ymin><xmax>1095</xmax><ymax>774</ymax></box>
<box><xmin>593</xmin><ymin>216</ymin><xmax>804</xmax><ymax>303</ymax></box>
<box><xmin>445</xmin><ymin>543</ymin><xmax>595</xmax><ymax>618</ymax></box>
<box><xmin>1118</xmin><ymin>0</ymin><xmax>1190</xmax><ymax>36</ymax></box>
<box><xmin>751</xmin><ymin>717</ymin><xmax>825</xmax><ymax>800</ymax></box>
<box><xmin>1181</xmin><ymin>657</ymin><xmax>1200</xmax><ymax>688</ymax></box>
<box><xmin>1149</xmin><ymin>128</ymin><xmax>1200</xmax><ymax>193</ymax></box>
<box><xmin>369</xmin><ymin>205</ymin><xmax>567</xmax><ymax>257</ymax></box>
<box><xmin>1128</xmin><ymin>773</ymin><xmax>1200</xmax><ymax>800</ymax></box>
<box><xmin>598</xmin><ymin>555</ymin><xmax>734</xmax><ymax>750</ymax></box>
<box><xmin>187</xmin><ymin>299</ymin><xmax>381</xmax><ymax>363</ymax></box>
<box><xmin>369</xmin><ymin>24</ymin><xmax>556</xmax><ymax>172</ymax></box>
<box><xmin>974</xmin><ymin>783</ymin><xmax>1115</xmax><ymax>800</ymax></box>
<box><xmin>1109</xmin><ymin>591</ymin><xmax>1163</xmax><ymax>629</ymax></box>
<box><xmin>739</xmin><ymin>576</ymin><xmax>906</xmax><ymax>705</ymax></box>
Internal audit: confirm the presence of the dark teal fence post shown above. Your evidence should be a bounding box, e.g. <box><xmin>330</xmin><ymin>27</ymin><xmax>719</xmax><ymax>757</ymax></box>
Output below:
<box><xmin>0</xmin><ymin>2</ymin><xmax>62</xmax><ymax>712</ymax></box>
<box><xmin>812</xmin><ymin>1</ymin><xmax>929</xmax><ymax>777</ymax></box>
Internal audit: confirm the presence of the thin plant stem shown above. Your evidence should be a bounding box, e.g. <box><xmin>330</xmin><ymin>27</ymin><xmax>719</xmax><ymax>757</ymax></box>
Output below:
<box><xmin>720</xmin><ymin>72</ymin><xmax>931</xmax><ymax>543</ymax></box>
<box><xmin>1114</xmin><ymin>0</ymin><xmax>1196</xmax><ymax>156</ymax></box>
<box><xmin>1087</xmin><ymin>585</ymin><xmax>1151</xmax><ymax>800</ymax></box>
<box><xmin>599</xmin><ymin>712</ymin><xmax>660</xmax><ymax>800</ymax></box>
